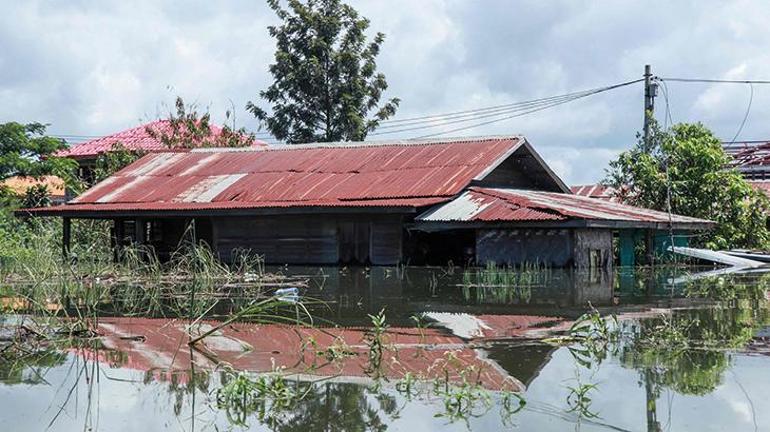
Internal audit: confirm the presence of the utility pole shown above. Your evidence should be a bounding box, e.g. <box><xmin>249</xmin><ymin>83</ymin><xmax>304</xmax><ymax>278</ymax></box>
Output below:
<box><xmin>643</xmin><ymin>64</ymin><xmax>657</xmax><ymax>151</ymax></box>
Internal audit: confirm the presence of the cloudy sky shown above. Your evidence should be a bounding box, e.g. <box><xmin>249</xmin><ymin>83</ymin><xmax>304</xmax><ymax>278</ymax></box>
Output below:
<box><xmin>2</xmin><ymin>0</ymin><xmax>770</xmax><ymax>184</ymax></box>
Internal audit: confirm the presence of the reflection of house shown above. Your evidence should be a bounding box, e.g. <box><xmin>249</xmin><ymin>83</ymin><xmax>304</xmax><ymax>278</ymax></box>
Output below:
<box><xmin>87</xmin><ymin>317</ymin><xmax>526</xmax><ymax>392</ymax></box>
<box><xmin>56</xmin><ymin>120</ymin><xmax>268</xmax><ymax>183</ymax></box>
<box><xmin>25</xmin><ymin>136</ymin><xmax>713</xmax><ymax>268</ymax></box>
<box><xmin>0</xmin><ymin>175</ymin><xmax>66</xmax><ymax>205</ymax></box>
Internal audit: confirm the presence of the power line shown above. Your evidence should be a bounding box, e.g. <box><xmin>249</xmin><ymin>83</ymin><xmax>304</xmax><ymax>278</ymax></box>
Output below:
<box><xmin>394</xmin><ymin>78</ymin><xmax>644</xmax><ymax>139</ymax></box>
<box><xmin>729</xmin><ymin>83</ymin><xmax>754</xmax><ymax>144</ymax></box>
<box><xmin>377</xmin><ymin>87</ymin><xmax>614</xmax><ymax>126</ymax></box>
<box><xmin>659</xmin><ymin>77</ymin><xmax>770</xmax><ymax>84</ymax></box>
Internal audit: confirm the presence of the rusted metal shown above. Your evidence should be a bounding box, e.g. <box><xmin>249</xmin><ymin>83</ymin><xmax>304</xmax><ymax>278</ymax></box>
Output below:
<box><xmin>570</xmin><ymin>184</ymin><xmax>619</xmax><ymax>202</ymax></box>
<box><xmin>417</xmin><ymin>187</ymin><xmax>714</xmax><ymax>227</ymax></box>
<box><xmin>36</xmin><ymin>137</ymin><xmax>522</xmax><ymax>215</ymax></box>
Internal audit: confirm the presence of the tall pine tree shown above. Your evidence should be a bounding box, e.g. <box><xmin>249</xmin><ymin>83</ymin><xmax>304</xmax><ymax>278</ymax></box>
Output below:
<box><xmin>248</xmin><ymin>0</ymin><xmax>399</xmax><ymax>143</ymax></box>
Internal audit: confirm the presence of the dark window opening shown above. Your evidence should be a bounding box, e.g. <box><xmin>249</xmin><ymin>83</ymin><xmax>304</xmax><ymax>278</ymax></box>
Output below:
<box><xmin>404</xmin><ymin>229</ymin><xmax>476</xmax><ymax>266</ymax></box>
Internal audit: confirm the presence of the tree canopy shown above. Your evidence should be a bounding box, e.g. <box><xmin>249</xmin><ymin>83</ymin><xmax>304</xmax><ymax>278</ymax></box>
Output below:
<box><xmin>605</xmin><ymin>120</ymin><xmax>770</xmax><ymax>250</ymax></box>
<box><xmin>147</xmin><ymin>96</ymin><xmax>256</xmax><ymax>149</ymax></box>
<box><xmin>0</xmin><ymin>122</ymin><xmax>77</xmax><ymax>182</ymax></box>
<box><xmin>247</xmin><ymin>0</ymin><xmax>400</xmax><ymax>143</ymax></box>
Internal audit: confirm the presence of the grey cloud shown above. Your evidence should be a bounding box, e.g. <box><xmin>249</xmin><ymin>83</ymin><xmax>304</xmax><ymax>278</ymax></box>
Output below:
<box><xmin>2</xmin><ymin>0</ymin><xmax>770</xmax><ymax>183</ymax></box>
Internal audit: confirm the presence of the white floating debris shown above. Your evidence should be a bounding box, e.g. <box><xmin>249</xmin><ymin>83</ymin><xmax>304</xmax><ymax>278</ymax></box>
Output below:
<box><xmin>275</xmin><ymin>287</ymin><xmax>300</xmax><ymax>303</ymax></box>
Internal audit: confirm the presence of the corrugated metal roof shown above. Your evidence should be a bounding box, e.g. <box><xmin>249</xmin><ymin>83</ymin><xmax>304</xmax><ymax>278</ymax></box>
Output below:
<box><xmin>570</xmin><ymin>184</ymin><xmax>619</xmax><ymax>202</ymax></box>
<box><xmin>416</xmin><ymin>187</ymin><xmax>714</xmax><ymax>227</ymax></box>
<box><xmin>36</xmin><ymin>136</ymin><xmax>522</xmax><ymax>214</ymax></box>
<box><xmin>55</xmin><ymin>120</ymin><xmax>268</xmax><ymax>159</ymax></box>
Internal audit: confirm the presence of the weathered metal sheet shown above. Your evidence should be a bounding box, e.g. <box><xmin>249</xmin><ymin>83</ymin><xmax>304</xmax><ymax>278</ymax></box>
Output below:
<box><xmin>417</xmin><ymin>187</ymin><xmax>713</xmax><ymax>225</ymax></box>
<box><xmin>570</xmin><ymin>184</ymin><xmax>619</xmax><ymax>202</ymax></box>
<box><xmin>43</xmin><ymin>137</ymin><xmax>521</xmax><ymax>214</ymax></box>
<box><xmin>56</xmin><ymin>120</ymin><xmax>267</xmax><ymax>159</ymax></box>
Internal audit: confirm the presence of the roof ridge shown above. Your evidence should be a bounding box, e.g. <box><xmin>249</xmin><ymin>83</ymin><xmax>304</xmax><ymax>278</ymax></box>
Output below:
<box><xmin>189</xmin><ymin>135</ymin><xmax>524</xmax><ymax>153</ymax></box>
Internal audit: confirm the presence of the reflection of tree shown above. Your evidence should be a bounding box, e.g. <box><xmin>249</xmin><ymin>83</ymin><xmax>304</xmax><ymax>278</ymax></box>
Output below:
<box><xmin>146</xmin><ymin>368</ymin><xmax>211</xmax><ymax>416</ymax></box>
<box><xmin>0</xmin><ymin>349</ymin><xmax>67</xmax><ymax>385</ymax></box>
<box><xmin>617</xmin><ymin>305</ymin><xmax>769</xmax><ymax>432</ymax></box>
<box><xmin>254</xmin><ymin>382</ymin><xmax>398</xmax><ymax>432</ymax></box>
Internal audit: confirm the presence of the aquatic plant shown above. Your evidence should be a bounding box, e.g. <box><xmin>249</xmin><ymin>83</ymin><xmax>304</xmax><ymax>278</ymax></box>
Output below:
<box><xmin>565</xmin><ymin>379</ymin><xmax>600</xmax><ymax>419</ymax></box>
<box><xmin>216</xmin><ymin>367</ymin><xmax>304</xmax><ymax>427</ymax></box>
<box><xmin>364</xmin><ymin>308</ymin><xmax>389</xmax><ymax>378</ymax></box>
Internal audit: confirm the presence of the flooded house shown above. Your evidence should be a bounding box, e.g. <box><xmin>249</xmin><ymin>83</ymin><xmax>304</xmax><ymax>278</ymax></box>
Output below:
<box><xmin>24</xmin><ymin>136</ymin><xmax>713</xmax><ymax>268</ymax></box>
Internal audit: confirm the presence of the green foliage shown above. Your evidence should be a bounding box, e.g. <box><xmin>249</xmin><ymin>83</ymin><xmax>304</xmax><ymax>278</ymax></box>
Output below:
<box><xmin>364</xmin><ymin>308</ymin><xmax>389</xmax><ymax>377</ymax></box>
<box><xmin>92</xmin><ymin>143</ymin><xmax>144</xmax><ymax>184</ymax></box>
<box><xmin>147</xmin><ymin>96</ymin><xmax>256</xmax><ymax>149</ymax></box>
<box><xmin>248</xmin><ymin>0</ymin><xmax>400</xmax><ymax>143</ymax></box>
<box><xmin>605</xmin><ymin>119</ymin><xmax>770</xmax><ymax>249</ymax></box>
<box><xmin>21</xmin><ymin>184</ymin><xmax>51</xmax><ymax>208</ymax></box>
<box><xmin>216</xmin><ymin>369</ymin><xmax>302</xmax><ymax>427</ymax></box>
<box><xmin>0</xmin><ymin>122</ymin><xmax>78</xmax><ymax>191</ymax></box>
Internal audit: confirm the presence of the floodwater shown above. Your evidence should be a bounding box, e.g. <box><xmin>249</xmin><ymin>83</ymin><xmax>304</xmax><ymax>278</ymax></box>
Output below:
<box><xmin>2</xmin><ymin>266</ymin><xmax>770</xmax><ymax>431</ymax></box>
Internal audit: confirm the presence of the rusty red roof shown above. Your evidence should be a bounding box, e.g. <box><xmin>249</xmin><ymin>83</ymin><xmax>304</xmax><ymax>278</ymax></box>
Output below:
<box><xmin>570</xmin><ymin>184</ymin><xmax>619</xmax><ymax>202</ymax></box>
<box><xmin>416</xmin><ymin>187</ymin><xmax>714</xmax><ymax>228</ymax></box>
<box><xmin>55</xmin><ymin>119</ymin><xmax>268</xmax><ymax>159</ymax></box>
<box><xmin>33</xmin><ymin>136</ymin><xmax>523</xmax><ymax>215</ymax></box>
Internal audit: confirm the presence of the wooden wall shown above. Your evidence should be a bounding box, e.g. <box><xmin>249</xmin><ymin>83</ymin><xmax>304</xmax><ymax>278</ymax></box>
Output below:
<box><xmin>476</xmin><ymin>228</ymin><xmax>614</xmax><ymax>269</ymax></box>
<box><xmin>213</xmin><ymin>214</ymin><xmax>403</xmax><ymax>265</ymax></box>
<box><xmin>476</xmin><ymin>229</ymin><xmax>574</xmax><ymax>267</ymax></box>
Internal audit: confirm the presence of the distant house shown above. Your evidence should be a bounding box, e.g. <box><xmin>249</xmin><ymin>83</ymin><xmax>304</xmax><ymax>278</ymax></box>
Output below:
<box><xmin>56</xmin><ymin>119</ymin><xmax>268</xmax><ymax>183</ymax></box>
<box><xmin>1</xmin><ymin>175</ymin><xmax>66</xmax><ymax>205</ymax></box>
<box><xmin>722</xmin><ymin>141</ymin><xmax>770</xmax><ymax>198</ymax></box>
<box><xmin>24</xmin><ymin>136</ymin><xmax>713</xmax><ymax>268</ymax></box>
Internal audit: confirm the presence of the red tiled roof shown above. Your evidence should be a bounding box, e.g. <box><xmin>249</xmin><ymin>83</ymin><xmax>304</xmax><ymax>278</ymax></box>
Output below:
<box><xmin>570</xmin><ymin>184</ymin><xmax>619</xmax><ymax>202</ymax></box>
<box><xmin>55</xmin><ymin>120</ymin><xmax>268</xmax><ymax>159</ymax></box>
<box><xmin>417</xmin><ymin>187</ymin><xmax>714</xmax><ymax>228</ymax></box>
<box><xmin>31</xmin><ymin>137</ymin><xmax>523</xmax><ymax>215</ymax></box>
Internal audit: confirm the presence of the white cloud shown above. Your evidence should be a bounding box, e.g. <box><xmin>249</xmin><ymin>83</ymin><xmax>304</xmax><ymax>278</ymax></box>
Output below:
<box><xmin>3</xmin><ymin>0</ymin><xmax>770</xmax><ymax>183</ymax></box>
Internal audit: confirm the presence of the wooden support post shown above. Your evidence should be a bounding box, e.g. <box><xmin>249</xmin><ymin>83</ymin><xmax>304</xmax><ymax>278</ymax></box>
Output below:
<box><xmin>62</xmin><ymin>217</ymin><xmax>71</xmax><ymax>258</ymax></box>
<box><xmin>134</xmin><ymin>218</ymin><xmax>145</xmax><ymax>245</ymax></box>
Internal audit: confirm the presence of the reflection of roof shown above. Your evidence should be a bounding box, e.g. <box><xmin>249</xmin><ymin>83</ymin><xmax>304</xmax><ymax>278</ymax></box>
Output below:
<box><xmin>417</xmin><ymin>187</ymin><xmax>714</xmax><ymax>229</ymax></box>
<box><xmin>87</xmin><ymin>317</ymin><xmax>525</xmax><ymax>392</ymax></box>
<box><xmin>0</xmin><ymin>175</ymin><xmax>65</xmax><ymax>197</ymax></box>
<box><xmin>55</xmin><ymin>120</ymin><xmax>267</xmax><ymax>159</ymax></box>
<box><xmin>570</xmin><ymin>184</ymin><xmax>619</xmax><ymax>202</ymax></box>
<box><xmin>30</xmin><ymin>137</ymin><xmax>522</xmax><ymax>215</ymax></box>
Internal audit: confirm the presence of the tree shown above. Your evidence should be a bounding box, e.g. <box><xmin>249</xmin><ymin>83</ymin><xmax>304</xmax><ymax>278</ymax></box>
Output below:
<box><xmin>146</xmin><ymin>96</ymin><xmax>256</xmax><ymax>149</ymax></box>
<box><xmin>0</xmin><ymin>122</ymin><xmax>77</xmax><ymax>182</ymax></box>
<box><xmin>248</xmin><ymin>0</ymin><xmax>400</xmax><ymax>143</ymax></box>
<box><xmin>92</xmin><ymin>143</ymin><xmax>144</xmax><ymax>183</ymax></box>
<box><xmin>605</xmin><ymin>120</ymin><xmax>770</xmax><ymax>250</ymax></box>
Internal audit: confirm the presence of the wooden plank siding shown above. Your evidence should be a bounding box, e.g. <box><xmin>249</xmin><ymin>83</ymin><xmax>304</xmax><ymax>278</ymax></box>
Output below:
<box><xmin>213</xmin><ymin>214</ymin><xmax>404</xmax><ymax>265</ymax></box>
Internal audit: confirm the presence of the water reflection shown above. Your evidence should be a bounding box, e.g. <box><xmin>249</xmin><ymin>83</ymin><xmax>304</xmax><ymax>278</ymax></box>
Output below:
<box><xmin>2</xmin><ymin>267</ymin><xmax>770</xmax><ymax>431</ymax></box>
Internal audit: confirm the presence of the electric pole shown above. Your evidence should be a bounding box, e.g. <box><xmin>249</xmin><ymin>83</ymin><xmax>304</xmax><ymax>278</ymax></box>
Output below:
<box><xmin>643</xmin><ymin>64</ymin><xmax>657</xmax><ymax>151</ymax></box>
